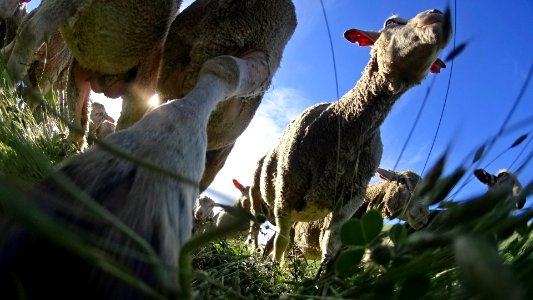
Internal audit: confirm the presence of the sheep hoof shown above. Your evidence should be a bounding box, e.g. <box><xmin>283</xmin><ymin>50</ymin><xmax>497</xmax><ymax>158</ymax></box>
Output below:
<box><xmin>199</xmin><ymin>51</ymin><xmax>269</xmax><ymax>98</ymax></box>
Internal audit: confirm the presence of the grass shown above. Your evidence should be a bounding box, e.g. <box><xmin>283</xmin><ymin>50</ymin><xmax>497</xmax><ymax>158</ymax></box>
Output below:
<box><xmin>0</xmin><ymin>61</ymin><xmax>532</xmax><ymax>300</ymax></box>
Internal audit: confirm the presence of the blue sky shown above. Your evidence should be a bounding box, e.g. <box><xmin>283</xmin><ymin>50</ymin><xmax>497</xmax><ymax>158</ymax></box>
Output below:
<box><xmin>27</xmin><ymin>1</ymin><xmax>532</xmax><ymax>208</ymax></box>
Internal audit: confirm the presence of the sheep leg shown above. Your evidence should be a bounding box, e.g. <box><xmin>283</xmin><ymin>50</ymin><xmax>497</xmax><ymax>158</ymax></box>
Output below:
<box><xmin>320</xmin><ymin>198</ymin><xmax>362</xmax><ymax>267</ymax></box>
<box><xmin>3</xmin><ymin>0</ymin><xmax>90</xmax><ymax>81</ymax></box>
<box><xmin>272</xmin><ymin>207</ymin><xmax>292</xmax><ymax>262</ymax></box>
<box><xmin>66</xmin><ymin>60</ymin><xmax>91</xmax><ymax>149</ymax></box>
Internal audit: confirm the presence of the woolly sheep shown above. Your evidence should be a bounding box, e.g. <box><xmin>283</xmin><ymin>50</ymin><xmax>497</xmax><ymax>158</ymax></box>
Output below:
<box><xmin>249</xmin><ymin>9</ymin><xmax>451</xmax><ymax>263</ymax></box>
<box><xmin>474</xmin><ymin>168</ymin><xmax>526</xmax><ymax>209</ymax></box>
<box><xmin>88</xmin><ymin>102</ymin><xmax>116</xmax><ymax>143</ymax></box>
<box><xmin>0</xmin><ymin>0</ymin><xmax>26</xmax><ymax>47</ymax></box>
<box><xmin>193</xmin><ymin>179</ymin><xmax>253</xmax><ymax>233</ymax></box>
<box><xmin>194</xmin><ymin>195</ymin><xmax>218</xmax><ymax>223</ymax></box>
<box><xmin>119</xmin><ymin>0</ymin><xmax>297</xmax><ymax>192</ymax></box>
<box><xmin>289</xmin><ymin>168</ymin><xmax>427</xmax><ymax>260</ymax></box>
<box><xmin>0</xmin><ymin>52</ymin><xmax>270</xmax><ymax>299</ymax></box>
<box><xmin>2</xmin><ymin>0</ymin><xmax>181</xmax><ymax>147</ymax></box>
<box><xmin>3</xmin><ymin>0</ymin><xmax>179</xmax><ymax>93</ymax></box>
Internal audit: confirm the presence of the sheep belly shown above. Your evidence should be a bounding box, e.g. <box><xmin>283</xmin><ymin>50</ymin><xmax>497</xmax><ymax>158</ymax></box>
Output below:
<box><xmin>291</xmin><ymin>201</ymin><xmax>330</xmax><ymax>223</ymax></box>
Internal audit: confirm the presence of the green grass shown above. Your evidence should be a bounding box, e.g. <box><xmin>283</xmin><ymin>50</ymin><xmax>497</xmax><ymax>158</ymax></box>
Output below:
<box><xmin>0</xmin><ymin>62</ymin><xmax>532</xmax><ymax>300</ymax></box>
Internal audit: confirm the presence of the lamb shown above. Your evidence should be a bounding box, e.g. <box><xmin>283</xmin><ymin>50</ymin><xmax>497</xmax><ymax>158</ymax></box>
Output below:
<box><xmin>88</xmin><ymin>102</ymin><xmax>116</xmax><ymax>143</ymax></box>
<box><xmin>0</xmin><ymin>52</ymin><xmax>270</xmax><ymax>299</ymax></box>
<box><xmin>289</xmin><ymin>168</ymin><xmax>427</xmax><ymax>260</ymax></box>
<box><xmin>119</xmin><ymin>0</ymin><xmax>297</xmax><ymax>192</ymax></box>
<box><xmin>474</xmin><ymin>168</ymin><xmax>526</xmax><ymax>210</ymax></box>
<box><xmin>249</xmin><ymin>9</ymin><xmax>451</xmax><ymax>263</ymax></box>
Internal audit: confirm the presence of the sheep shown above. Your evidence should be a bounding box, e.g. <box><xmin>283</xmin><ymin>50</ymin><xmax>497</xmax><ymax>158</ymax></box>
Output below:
<box><xmin>192</xmin><ymin>179</ymin><xmax>253</xmax><ymax>234</ymax></box>
<box><xmin>88</xmin><ymin>102</ymin><xmax>116</xmax><ymax>143</ymax></box>
<box><xmin>194</xmin><ymin>195</ymin><xmax>218</xmax><ymax>223</ymax></box>
<box><xmin>474</xmin><ymin>168</ymin><xmax>526</xmax><ymax>210</ymax></box>
<box><xmin>2</xmin><ymin>0</ymin><xmax>182</xmax><ymax>147</ymax></box>
<box><xmin>0</xmin><ymin>51</ymin><xmax>270</xmax><ymax>299</ymax></box>
<box><xmin>248</xmin><ymin>9</ymin><xmax>451</xmax><ymax>264</ymax></box>
<box><xmin>0</xmin><ymin>0</ymin><xmax>27</xmax><ymax>47</ymax></box>
<box><xmin>118</xmin><ymin>0</ymin><xmax>297</xmax><ymax>192</ymax></box>
<box><xmin>289</xmin><ymin>168</ymin><xmax>426</xmax><ymax>260</ymax></box>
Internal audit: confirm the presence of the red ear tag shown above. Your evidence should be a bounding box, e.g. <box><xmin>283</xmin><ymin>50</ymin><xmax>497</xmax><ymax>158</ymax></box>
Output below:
<box><xmin>430</xmin><ymin>58</ymin><xmax>446</xmax><ymax>74</ymax></box>
<box><xmin>344</xmin><ymin>29</ymin><xmax>375</xmax><ymax>46</ymax></box>
<box><xmin>232</xmin><ymin>179</ymin><xmax>243</xmax><ymax>191</ymax></box>
<box><xmin>106</xmin><ymin>116</ymin><xmax>116</xmax><ymax>123</ymax></box>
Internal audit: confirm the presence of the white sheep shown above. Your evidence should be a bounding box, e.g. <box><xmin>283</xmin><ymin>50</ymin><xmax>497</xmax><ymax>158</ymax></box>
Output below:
<box><xmin>119</xmin><ymin>0</ymin><xmax>297</xmax><ymax>192</ymax></box>
<box><xmin>0</xmin><ymin>52</ymin><xmax>270</xmax><ymax>299</ymax></box>
<box><xmin>88</xmin><ymin>102</ymin><xmax>116</xmax><ymax>143</ymax></box>
<box><xmin>193</xmin><ymin>179</ymin><xmax>253</xmax><ymax>233</ymax></box>
<box><xmin>249</xmin><ymin>9</ymin><xmax>451</xmax><ymax>264</ymax></box>
<box><xmin>289</xmin><ymin>168</ymin><xmax>427</xmax><ymax>260</ymax></box>
<box><xmin>474</xmin><ymin>168</ymin><xmax>526</xmax><ymax>210</ymax></box>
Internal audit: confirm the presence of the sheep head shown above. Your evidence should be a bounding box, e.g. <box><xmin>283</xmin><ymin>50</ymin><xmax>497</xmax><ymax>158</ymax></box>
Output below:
<box><xmin>194</xmin><ymin>196</ymin><xmax>217</xmax><ymax>222</ymax></box>
<box><xmin>345</xmin><ymin>9</ymin><xmax>451</xmax><ymax>90</ymax></box>
<box><xmin>376</xmin><ymin>168</ymin><xmax>429</xmax><ymax>229</ymax></box>
<box><xmin>233</xmin><ymin>179</ymin><xmax>252</xmax><ymax>210</ymax></box>
<box><xmin>474</xmin><ymin>169</ymin><xmax>526</xmax><ymax>209</ymax></box>
<box><xmin>90</xmin><ymin>102</ymin><xmax>115</xmax><ymax>126</ymax></box>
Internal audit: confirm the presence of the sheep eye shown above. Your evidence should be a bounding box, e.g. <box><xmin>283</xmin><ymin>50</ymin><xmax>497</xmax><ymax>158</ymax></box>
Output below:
<box><xmin>398</xmin><ymin>177</ymin><xmax>408</xmax><ymax>185</ymax></box>
<box><xmin>385</xmin><ymin>19</ymin><xmax>397</xmax><ymax>27</ymax></box>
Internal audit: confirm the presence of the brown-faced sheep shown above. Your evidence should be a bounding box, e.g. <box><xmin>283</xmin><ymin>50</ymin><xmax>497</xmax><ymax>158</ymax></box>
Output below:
<box><xmin>474</xmin><ymin>168</ymin><xmax>526</xmax><ymax>209</ymax></box>
<box><xmin>290</xmin><ymin>168</ymin><xmax>427</xmax><ymax>260</ymax></box>
<box><xmin>249</xmin><ymin>9</ymin><xmax>451</xmax><ymax>263</ymax></box>
<box><xmin>119</xmin><ymin>0</ymin><xmax>297</xmax><ymax>192</ymax></box>
<box><xmin>0</xmin><ymin>52</ymin><xmax>270</xmax><ymax>299</ymax></box>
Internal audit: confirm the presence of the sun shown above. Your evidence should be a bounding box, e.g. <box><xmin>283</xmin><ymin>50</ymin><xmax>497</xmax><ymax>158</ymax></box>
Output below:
<box><xmin>149</xmin><ymin>94</ymin><xmax>160</xmax><ymax>108</ymax></box>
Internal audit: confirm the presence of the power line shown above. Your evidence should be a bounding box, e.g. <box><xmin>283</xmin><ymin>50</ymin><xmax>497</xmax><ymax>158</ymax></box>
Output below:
<box><xmin>421</xmin><ymin>0</ymin><xmax>458</xmax><ymax>177</ymax></box>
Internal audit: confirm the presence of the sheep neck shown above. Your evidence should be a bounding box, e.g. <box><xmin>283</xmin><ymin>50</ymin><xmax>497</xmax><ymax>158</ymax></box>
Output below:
<box><xmin>329</xmin><ymin>57</ymin><xmax>407</xmax><ymax>137</ymax></box>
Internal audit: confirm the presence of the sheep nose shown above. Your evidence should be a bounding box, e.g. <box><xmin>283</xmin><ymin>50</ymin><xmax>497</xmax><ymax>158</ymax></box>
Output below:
<box><xmin>429</xmin><ymin>9</ymin><xmax>443</xmax><ymax>15</ymax></box>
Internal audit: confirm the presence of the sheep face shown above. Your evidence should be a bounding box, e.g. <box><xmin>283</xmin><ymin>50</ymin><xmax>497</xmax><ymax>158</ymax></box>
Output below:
<box><xmin>377</xmin><ymin>169</ymin><xmax>429</xmax><ymax>229</ymax></box>
<box><xmin>376</xmin><ymin>9</ymin><xmax>450</xmax><ymax>84</ymax></box>
<box><xmin>474</xmin><ymin>169</ymin><xmax>526</xmax><ymax>209</ymax></box>
<box><xmin>194</xmin><ymin>196</ymin><xmax>216</xmax><ymax>222</ymax></box>
<box><xmin>345</xmin><ymin>9</ymin><xmax>451</xmax><ymax>90</ymax></box>
<box><xmin>90</xmin><ymin>102</ymin><xmax>113</xmax><ymax>125</ymax></box>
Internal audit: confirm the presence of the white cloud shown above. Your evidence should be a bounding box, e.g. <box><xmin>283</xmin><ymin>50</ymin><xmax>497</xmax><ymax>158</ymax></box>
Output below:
<box><xmin>204</xmin><ymin>87</ymin><xmax>308</xmax><ymax>204</ymax></box>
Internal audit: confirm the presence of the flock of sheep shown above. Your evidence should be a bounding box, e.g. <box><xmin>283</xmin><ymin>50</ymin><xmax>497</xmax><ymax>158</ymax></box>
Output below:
<box><xmin>0</xmin><ymin>0</ymin><xmax>526</xmax><ymax>299</ymax></box>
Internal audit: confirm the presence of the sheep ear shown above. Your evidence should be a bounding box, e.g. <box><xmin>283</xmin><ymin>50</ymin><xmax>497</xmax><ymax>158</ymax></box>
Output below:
<box><xmin>376</xmin><ymin>168</ymin><xmax>396</xmax><ymax>181</ymax></box>
<box><xmin>232</xmin><ymin>179</ymin><xmax>244</xmax><ymax>191</ymax></box>
<box><xmin>430</xmin><ymin>58</ymin><xmax>446</xmax><ymax>74</ymax></box>
<box><xmin>473</xmin><ymin>169</ymin><xmax>496</xmax><ymax>186</ymax></box>
<box><xmin>344</xmin><ymin>29</ymin><xmax>379</xmax><ymax>46</ymax></box>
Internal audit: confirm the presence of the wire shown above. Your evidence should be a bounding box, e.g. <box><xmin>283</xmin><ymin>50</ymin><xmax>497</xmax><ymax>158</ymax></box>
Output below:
<box><xmin>509</xmin><ymin>133</ymin><xmax>533</xmax><ymax>171</ymax></box>
<box><xmin>319</xmin><ymin>0</ymin><xmax>340</xmax><ymax>100</ymax></box>
<box><xmin>393</xmin><ymin>76</ymin><xmax>437</xmax><ymax>170</ymax></box>
<box><xmin>421</xmin><ymin>0</ymin><xmax>458</xmax><ymax>177</ymax></box>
